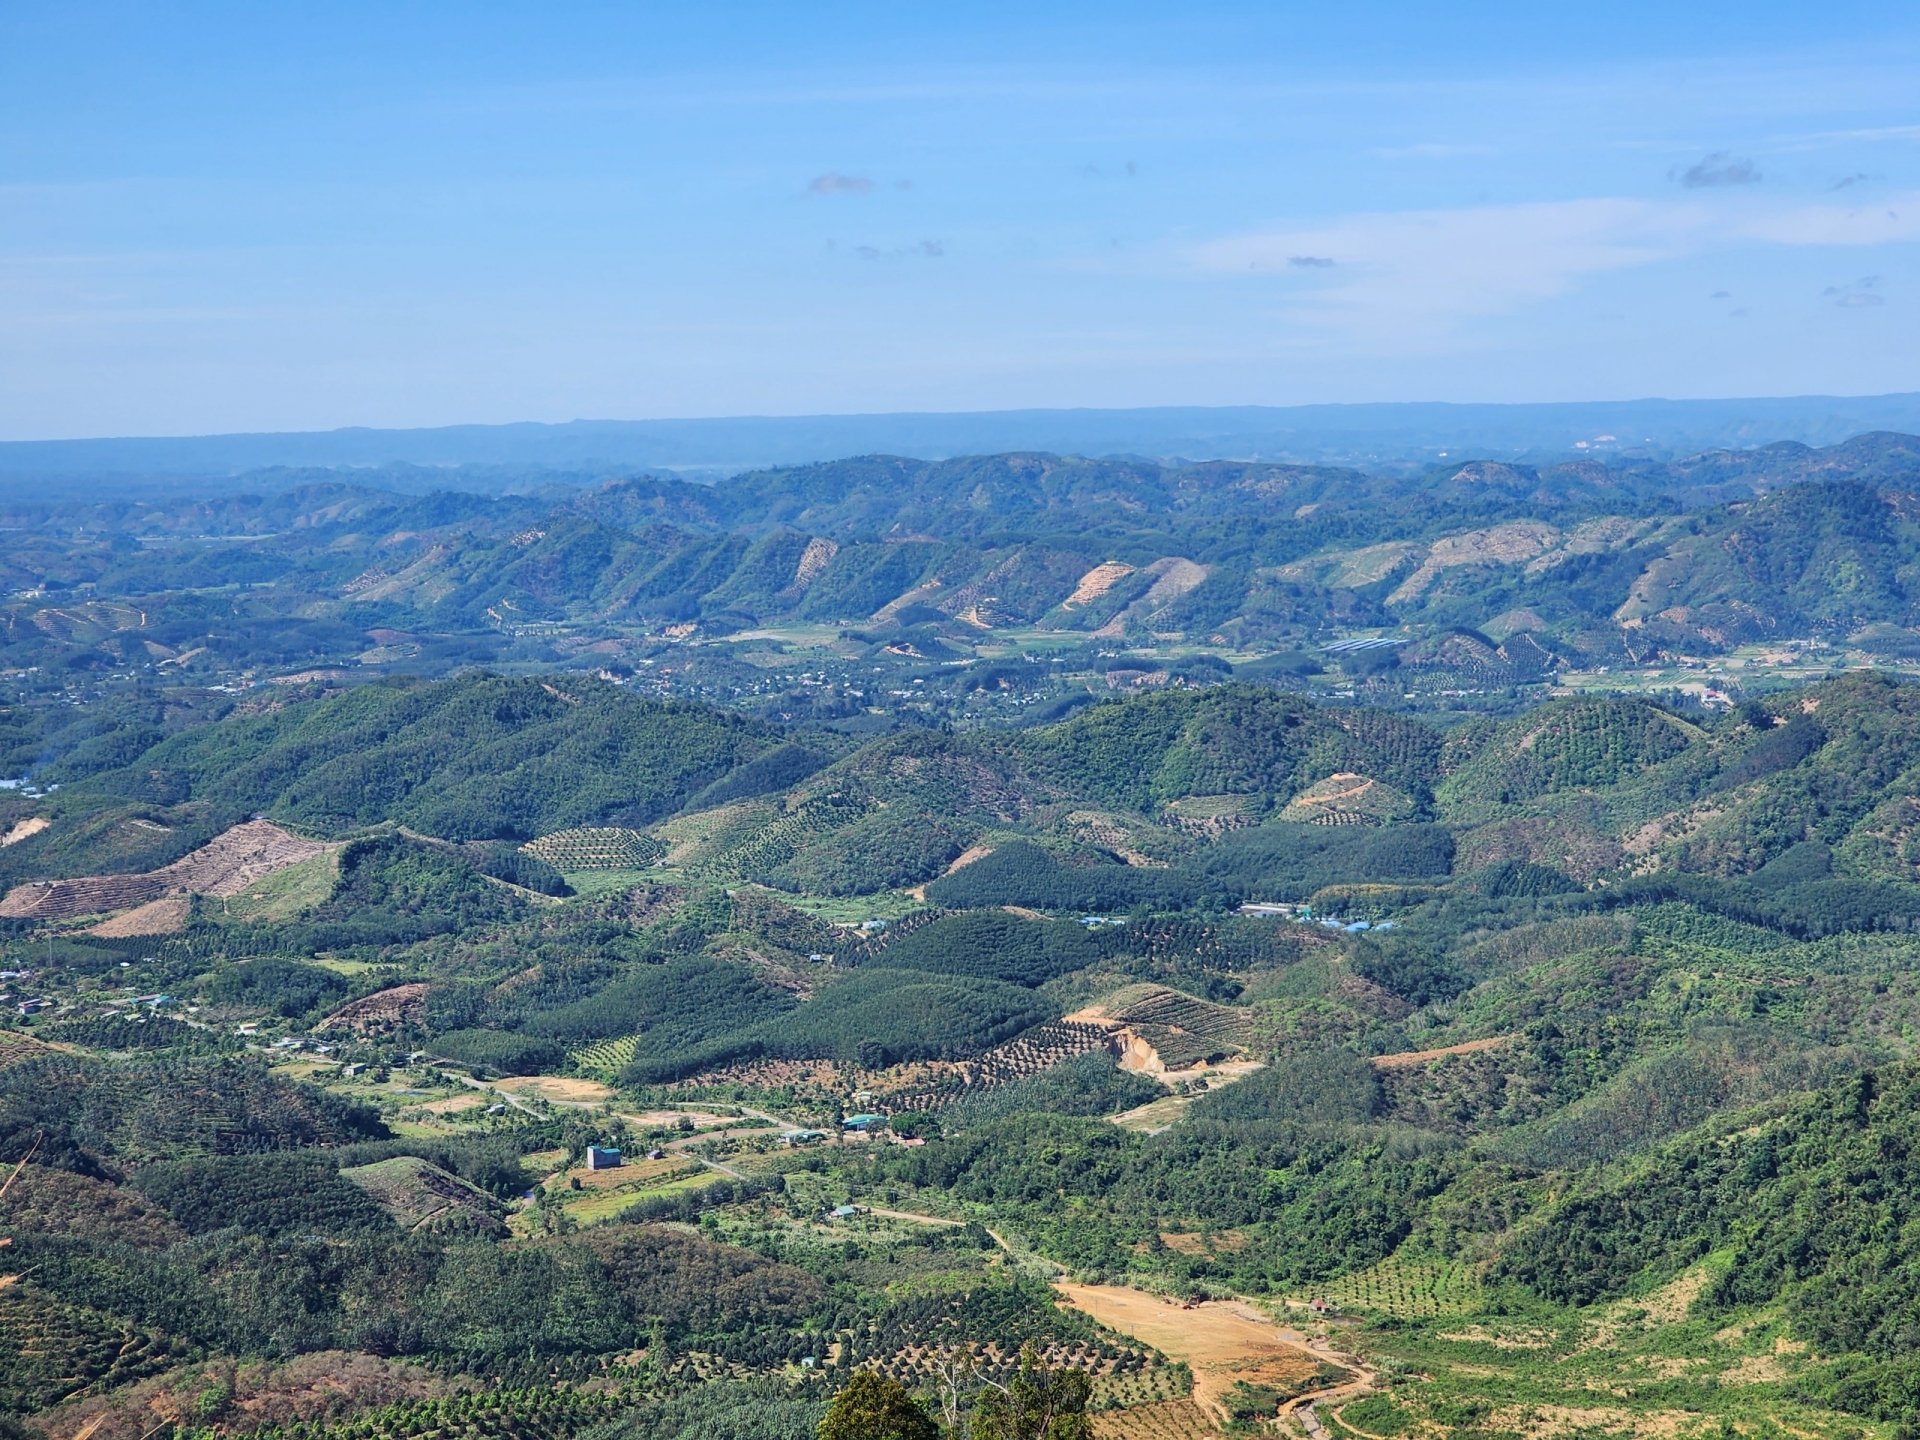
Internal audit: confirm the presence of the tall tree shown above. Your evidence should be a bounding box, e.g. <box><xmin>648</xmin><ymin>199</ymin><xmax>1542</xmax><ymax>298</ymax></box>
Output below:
<box><xmin>969</xmin><ymin>1348</ymin><xmax>1092</xmax><ymax>1440</ymax></box>
<box><xmin>819</xmin><ymin>1370</ymin><xmax>940</xmax><ymax>1440</ymax></box>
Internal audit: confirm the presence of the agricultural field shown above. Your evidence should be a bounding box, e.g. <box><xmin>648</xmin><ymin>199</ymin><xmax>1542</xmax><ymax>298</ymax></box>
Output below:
<box><xmin>1299</xmin><ymin>1256</ymin><xmax>1485</xmax><ymax>1319</ymax></box>
<box><xmin>520</xmin><ymin>828</ymin><xmax>664</xmax><ymax>871</ymax></box>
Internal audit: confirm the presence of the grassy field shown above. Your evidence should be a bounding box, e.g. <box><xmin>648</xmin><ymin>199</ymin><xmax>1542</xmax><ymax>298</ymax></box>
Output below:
<box><xmin>1111</xmin><ymin>1094</ymin><xmax>1191</xmax><ymax>1133</ymax></box>
<box><xmin>1559</xmin><ymin>647</ymin><xmax>1920</xmax><ymax>701</ymax></box>
<box><xmin>537</xmin><ymin>1156</ymin><xmax>714</xmax><ymax>1227</ymax></box>
<box><xmin>215</xmin><ymin>850</ymin><xmax>339</xmax><ymax>922</ymax></box>
<box><xmin>304</xmin><ymin>955</ymin><xmax>385</xmax><ymax>976</ymax></box>
<box><xmin>558</xmin><ymin>867</ymin><xmax>672</xmax><ymax>899</ymax></box>
<box><xmin>1334</xmin><ymin>1263</ymin><xmax>1885</xmax><ymax>1440</ymax></box>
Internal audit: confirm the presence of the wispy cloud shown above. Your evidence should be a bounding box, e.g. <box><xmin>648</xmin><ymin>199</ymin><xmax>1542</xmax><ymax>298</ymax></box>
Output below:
<box><xmin>1193</xmin><ymin>198</ymin><xmax>1705</xmax><ymax>344</ymax></box>
<box><xmin>809</xmin><ymin>173</ymin><xmax>873</xmax><ymax>196</ymax></box>
<box><xmin>1801</xmin><ymin>125</ymin><xmax>1920</xmax><ymax>145</ymax></box>
<box><xmin>1825</xmin><ymin>276</ymin><xmax>1885</xmax><ymax>307</ymax></box>
<box><xmin>1372</xmin><ymin>143</ymin><xmax>1494</xmax><ymax>160</ymax></box>
<box><xmin>1742</xmin><ymin>195</ymin><xmax>1920</xmax><ymax>245</ymax></box>
<box><xmin>1189</xmin><ymin>188</ymin><xmax>1920</xmax><ymax>350</ymax></box>
<box><xmin>852</xmin><ymin>240</ymin><xmax>945</xmax><ymax>261</ymax></box>
<box><xmin>1675</xmin><ymin>152</ymin><xmax>1761</xmax><ymax>188</ymax></box>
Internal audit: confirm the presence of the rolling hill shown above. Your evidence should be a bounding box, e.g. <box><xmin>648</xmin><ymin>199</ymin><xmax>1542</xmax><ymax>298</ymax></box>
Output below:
<box><xmin>2</xmin><ymin>435</ymin><xmax>1920</xmax><ymax>717</ymax></box>
<box><xmin>10</xmin><ymin>525</ymin><xmax>1920</xmax><ymax>1440</ymax></box>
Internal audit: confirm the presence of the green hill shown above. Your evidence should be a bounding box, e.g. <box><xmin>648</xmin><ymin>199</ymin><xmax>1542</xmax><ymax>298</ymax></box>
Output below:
<box><xmin>7</xmin><ymin>437</ymin><xmax>1920</xmax><ymax>707</ymax></box>
<box><xmin>62</xmin><ymin>672</ymin><xmax>786</xmax><ymax>841</ymax></box>
<box><xmin>1498</xmin><ymin>1059</ymin><xmax>1920</xmax><ymax>1416</ymax></box>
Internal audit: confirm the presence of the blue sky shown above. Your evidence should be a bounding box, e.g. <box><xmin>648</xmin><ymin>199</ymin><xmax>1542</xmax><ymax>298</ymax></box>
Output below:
<box><xmin>3</xmin><ymin>1</ymin><xmax>1919</xmax><ymax>439</ymax></box>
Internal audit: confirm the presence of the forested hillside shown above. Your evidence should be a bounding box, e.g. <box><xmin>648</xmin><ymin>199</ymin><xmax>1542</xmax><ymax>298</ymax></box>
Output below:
<box><xmin>4</xmin><ymin>434</ymin><xmax>1920</xmax><ymax>730</ymax></box>
<box><xmin>14</xmin><ymin>448</ymin><xmax>1920</xmax><ymax>1440</ymax></box>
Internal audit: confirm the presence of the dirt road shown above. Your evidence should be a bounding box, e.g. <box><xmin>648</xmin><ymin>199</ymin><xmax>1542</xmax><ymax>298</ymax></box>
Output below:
<box><xmin>1054</xmin><ymin>1284</ymin><xmax>1372</xmax><ymax>1430</ymax></box>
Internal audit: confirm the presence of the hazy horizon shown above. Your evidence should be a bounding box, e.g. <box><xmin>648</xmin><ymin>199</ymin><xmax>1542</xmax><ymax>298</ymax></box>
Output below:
<box><xmin>6</xmin><ymin>394</ymin><xmax>1920</xmax><ymax>499</ymax></box>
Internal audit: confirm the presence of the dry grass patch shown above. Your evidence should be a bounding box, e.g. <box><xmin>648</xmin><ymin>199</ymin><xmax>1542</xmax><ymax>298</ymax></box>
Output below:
<box><xmin>494</xmin><ymin>1075</ymin><xmax>614</xmax><ymax>1103</ymax></box>
<box><xmin>1488</xmin><ymin>1404</ymin><xmax>1698</xmax><ymax>1439</ymax></box>
<box><xmin>418</xmin><ymin>1093</ymin><xmax>484</xmax><ymax>1114</ymax></box>
<box><xmin>87</xmin><ymin>895</ymin><xmax>190</xmax><ymax>936</ymax></box>
<box><xmin>1435</xmin><ymin>1326</ymin><xmax>1555</xmax><ymax>1351</ymax></box>
<box><xmin>1717</xmin><ymin>1356</ymin><xmax>1787</xmax><ymax>1385</ymax></box>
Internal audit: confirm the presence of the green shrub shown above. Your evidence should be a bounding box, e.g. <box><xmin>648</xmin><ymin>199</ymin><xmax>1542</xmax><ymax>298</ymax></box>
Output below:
<box><xmin>520</xmin><ymin>956</ymin><xmax>794</xmax><ymax>1044</ymax></box>
<box><xmin>430</xmin><ymin>1031</ymin><xmax>568</xmax><ymax>1076</ymax></box>
<box><xmin>1190</xmin><ymin>1051</ymin><xmax>1382</xmax><ymax>1127</ymax></box>
<box><xmin>1188</xmin><ymin>822</ymin><xmax>1455</xmax><ymax>901</ymax></box>
<box><xmin>876</xmin><ymin>910</ymin><xmax>1103</xmax><ymax>987</ymax></box>
<box><xmin>941</xmin><ymin>1051</ymin><xmax>1163</xmax><ymax>1127</ymax></box>
<box><xmin>620</xmin><ymin>968</ymin><xmax>1054</xmax><ymax>1082</ymax></box>
<box><xmin>198</xmin><ymin>958</ymin><xmax>351</xmax><ymax>1019</ymax></box>
<box><xmin>72</xmin><ymin>673</ymin><xmax>783</xmax><ymax>840</ymax></box>
<box><xmin>925</xmin><ymin>842</ymin><xmax>1198</xmax><ymax>911</ymax></box>
<box><xmin>131</xmin><ymin>1153</ymin><xmax>394</xmax><ymax>1236</ymax></box>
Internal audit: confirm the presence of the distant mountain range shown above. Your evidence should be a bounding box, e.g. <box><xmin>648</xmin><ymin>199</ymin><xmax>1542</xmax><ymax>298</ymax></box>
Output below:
<box><xmin>4</xmin><ymin>431</ymin><xmax>1920</xmax><ymax>691</ymax></box>
<box><xmin>10</xmin><ymin>393</ymin><xmax>1920</xmax><ymax>496</ymax></box>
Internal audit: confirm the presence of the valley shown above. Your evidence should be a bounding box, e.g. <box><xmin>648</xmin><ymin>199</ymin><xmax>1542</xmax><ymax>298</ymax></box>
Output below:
<box><xmin>8</xmin><ymin>441</ymin><xmax>1920</xmax><ymax>1440</ymax></box>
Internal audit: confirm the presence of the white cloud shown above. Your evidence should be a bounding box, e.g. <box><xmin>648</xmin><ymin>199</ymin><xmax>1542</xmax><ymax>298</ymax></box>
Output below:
<box><xmin>1371</xmin><ymin>143</ymin><xmax>1496</xmax><ymax>160</ymax></box>
<box><xmin>1189</xmin><ymin>191</ymin><xmax>1920</xmax><ymax>348</ymax></box>
<box><xmin>1742</xmin><ymin>194</ymin><xmax>1920</xmax><ymax>245</ymax></box>
<box><xmin>1191</xmin><ymin>198</ymin><xmax>1710</xmax><ymax>342</ymax></box>
<box><xmin>809</xmin><ymin>173</ymin><xmax>874</xmax><ymax>196</ymax></box>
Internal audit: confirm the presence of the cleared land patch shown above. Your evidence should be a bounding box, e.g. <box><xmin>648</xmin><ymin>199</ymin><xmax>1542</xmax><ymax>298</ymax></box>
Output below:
<box><xmin>341</xmin><ymin>1156</ymin><xmax>506</xmax><ymax>1236</ymax></box>
<box><xmin>86</xmin><ymin>896</ymin><xmax>190</xmax><ymax>937</ymax></box>
<box><xmin>493</xmin><ymin>1075</ymin><xmax>615</xmax><ymax>1104</ymax></box>
<box><xmin>0</xmin><ymin>820</ymin><xmax>334</xmax><ymax>921</ymax></box>
<box><xmin>1370</xmin><ymin>1036</ymin><xmax>1510</xmax><ymax>1071</ymax></box>
<box><xmin>1056</xmin><ymin>1285</ymin><xmax>1347</xmax><ymax>1425</ymax></box>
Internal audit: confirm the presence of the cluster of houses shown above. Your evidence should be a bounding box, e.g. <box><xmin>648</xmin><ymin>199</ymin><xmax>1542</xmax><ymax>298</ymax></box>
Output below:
<box><xmin>778</xmin><ymin>1112</ymin><xmax>925</xmax><ymax>1147</ymax></box>
<box><xmin>1238</xmin><ymin>901</ymin><xmax>1394</xmax><ymax>933</ymax></box>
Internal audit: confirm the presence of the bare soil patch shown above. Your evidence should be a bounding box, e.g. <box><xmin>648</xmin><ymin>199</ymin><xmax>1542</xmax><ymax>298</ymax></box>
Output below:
<box><xmin>418</xmin><ymin>1094</ymin><xmax>485</xmax><ymax>1115</ymax></box>
<box><xmin>549</xmin><ymin>1156</ymin><xmax>691</xmax><ymax>1193</ymax></box>
<box><xmin>1487</xmin><ymin>1404</ymin><xmax>1696</xmax><ymax>1439</ymax></box>
<box><xmin>321</xmin><ymin>982</ymin><xmax>428</xmax><ymax>1032</ymax></box>
<box><xmin>0</xmin><ymin>816</ymin><xmax>49</xmax><ymax>847</ymax></box>
<box><xmin>39</xmin><ymin>1352</ymin><xmax>452</xmax><ymax>1440</ymax></box>
<box><xmin>1159</xmin><ymin>1230</ymin><xmax>1248</xmax><ymax>1256</ymax></box>
<box><xmin>0</xmin><ymin>819</ymin><xmax>333</xmax><ymax>920</ymax></box>
<box><xmin>1056</xmin><ymin>1284</ymin><xmax>1339</xmax><ymax>1424</ymax></box>
<box><xmin>1371</xmin><ymin>1036</ymin><xmax>1510</xmax><ymax>1071</ymax></box>
<box><xmin>87</xmin><ymin>895</ymin><xmax>190</xmax><ymax>937</ymax></box>
<box><xmin>1065</xmin><ymin>561</ymin><xmax>1137</xmax><ymax>608</ymax></box>
<box><xmin>944</xmin><ymin>845</ymin><xmax>993</xmax><ymax>874</ymax></box>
